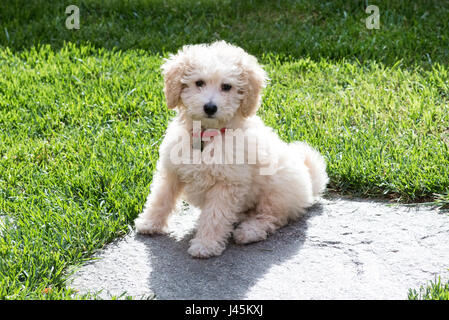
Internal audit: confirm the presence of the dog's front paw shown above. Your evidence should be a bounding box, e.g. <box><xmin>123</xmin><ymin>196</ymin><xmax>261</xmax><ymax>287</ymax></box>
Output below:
<box><xmin>188</xmin><ymin>238</ymin><xmax>225</xmax><ymax>258</ymax></box>
<box><xmin>134</xmin><ymin>216</ymin><xmax>165</xmax><ymax>235</ymax></box>
<box><xmin>233</xmin><ymin>222</ymin><xmax>268</xmax><ymax>244</ymax></box>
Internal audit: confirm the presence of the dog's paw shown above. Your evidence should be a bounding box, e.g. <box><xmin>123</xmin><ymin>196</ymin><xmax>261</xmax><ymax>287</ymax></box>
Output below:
<box><xmin>188</xmin><ymin>238</ymin><xmax>225</xmax><ymax>258</ymax></box>
<box><xmin>233</xmin><ymin>222</ymin><xmax>268</xmax><ymax>244</ymax></box>
<box><xmin>134</xmin><ymin>217</ymin><xmax>165</xmax><ymax>235</ymax></box>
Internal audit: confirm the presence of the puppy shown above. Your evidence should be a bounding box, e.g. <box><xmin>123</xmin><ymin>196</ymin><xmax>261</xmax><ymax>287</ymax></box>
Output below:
<box><xmin>134</xmin><ymin>41</ymin><xmax>329</xmax><ymax>258</ymax></box>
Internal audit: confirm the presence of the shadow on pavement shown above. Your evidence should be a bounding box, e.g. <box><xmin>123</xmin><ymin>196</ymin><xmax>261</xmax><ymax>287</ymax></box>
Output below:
<box><xmin>136</xmin><ymin>203</ymin><xmax>323</xmax><ymax>299</ymax></box>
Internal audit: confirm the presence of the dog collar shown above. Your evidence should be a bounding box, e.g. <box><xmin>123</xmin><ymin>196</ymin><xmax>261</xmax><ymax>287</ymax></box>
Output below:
<box><xmin>192</xmin><ymin>128</ymin><xmax>227</xmax><ymax>138</ymax></box>
<box><xmin>192</xmin><ymin>128</ymin><xmax>226</xmax><ymax>151</ymax></box>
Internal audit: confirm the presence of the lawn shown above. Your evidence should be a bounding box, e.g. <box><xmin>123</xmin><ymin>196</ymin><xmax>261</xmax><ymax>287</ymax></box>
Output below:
<box><xmin>0</xmin><ymin>0</ymin><xmax>448</xmax><ymax>299</ymax></box>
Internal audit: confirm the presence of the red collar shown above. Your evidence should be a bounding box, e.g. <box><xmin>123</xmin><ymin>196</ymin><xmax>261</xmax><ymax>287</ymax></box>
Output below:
<box><xmin>192</xmin><ymin>128</ymin><xmax>226</xmax><ymax>138</ymax></box>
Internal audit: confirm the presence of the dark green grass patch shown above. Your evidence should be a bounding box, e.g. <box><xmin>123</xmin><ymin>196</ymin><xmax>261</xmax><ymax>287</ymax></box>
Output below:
<box><xmin>1</xmin><ymin>0</ymin><xmax>449</xmax><ymax>68</ymax></box>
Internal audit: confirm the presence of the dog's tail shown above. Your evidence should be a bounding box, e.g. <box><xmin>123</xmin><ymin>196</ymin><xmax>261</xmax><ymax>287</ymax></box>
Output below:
<box><xmin>291</xmin><ymin>141</ymin><xmax>329</xmax><ymax>198</ymax></box>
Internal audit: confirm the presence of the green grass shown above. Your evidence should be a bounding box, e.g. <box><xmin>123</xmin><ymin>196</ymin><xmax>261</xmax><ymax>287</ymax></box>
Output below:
<box><xmin>409</xmin><ymin>277</ymin><xmax>449</xmax><ymax>300</ymax></box>
<box><xmin>0</xmin><ymin>0</ymin><xmax>448</xmax><ymax>299</ymax></box>
<box><xmin>0</xmin><ymin>44</ymin><xmax>168</xmax><ymax>299</ymax></box>
<box><xmin>2</xmin><ymin>0</ymin><xmax>449</xmax><ymax>67</ymax></box>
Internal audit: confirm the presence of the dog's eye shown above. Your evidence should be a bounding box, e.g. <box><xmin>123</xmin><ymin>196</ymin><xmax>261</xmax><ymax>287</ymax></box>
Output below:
<box><xmin>221</xmin><ymin>83</ymin><xmax>232</xmax><ymax>92</ymax></box>
<box><xmin>195</xmin><ymin>80</ymin><xmax>205</xmax><ymax>87</ymax></box>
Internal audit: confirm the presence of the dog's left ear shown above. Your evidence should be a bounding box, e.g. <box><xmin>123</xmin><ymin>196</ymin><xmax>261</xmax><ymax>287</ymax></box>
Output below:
<box><xmin>161</xmin><ymin>52</ymin><xmax>187</xmax><ymax>109</ymax></box>
<box><xmin>239</xmin><ymin>55</ymin><xmax>268</xmax><ymax>117</ymax></box>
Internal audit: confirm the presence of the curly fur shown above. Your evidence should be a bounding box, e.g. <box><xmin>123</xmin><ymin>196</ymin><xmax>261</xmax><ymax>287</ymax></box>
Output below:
<box><xmin>134</xmin><ymin>41</ymin><xmax>329</xmax><ymax>258</ymax></box>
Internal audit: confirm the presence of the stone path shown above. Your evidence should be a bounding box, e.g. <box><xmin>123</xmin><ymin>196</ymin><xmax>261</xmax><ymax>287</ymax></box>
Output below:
<box><xmin>69</xmin><ymin>197</ymin><xmax>449</xmax><ymax>299</ymax></box>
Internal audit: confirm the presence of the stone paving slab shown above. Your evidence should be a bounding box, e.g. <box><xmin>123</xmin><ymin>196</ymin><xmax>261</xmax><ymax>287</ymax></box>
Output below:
<box><xmin>69</xmin><ymin>197</ymin><xmax>449</xmax><ymax>299</ymax></box>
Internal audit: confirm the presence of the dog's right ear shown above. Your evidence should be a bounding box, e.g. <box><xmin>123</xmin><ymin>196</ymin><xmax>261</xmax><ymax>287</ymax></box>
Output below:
<box><xmin>161</xmin><ymin>53</ymin><xmax>186</xmax><ymax>109</ymax></box>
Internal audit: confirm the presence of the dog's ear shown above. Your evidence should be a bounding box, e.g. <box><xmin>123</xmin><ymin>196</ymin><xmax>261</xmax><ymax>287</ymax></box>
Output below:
<box><xmin>161</xmin><ymin>53</ymin><xmax>186</xmax><ymax>109</ymax></box>
<box><xmin>239</xmin><ymin>56</ymin><xmax>268</xmax><ymax>117</ymax></box>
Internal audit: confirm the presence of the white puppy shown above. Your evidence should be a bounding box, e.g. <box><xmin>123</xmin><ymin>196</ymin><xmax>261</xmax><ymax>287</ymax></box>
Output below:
<box><xmin>134</xmin><ymin>41</ymin><xmax>329</xmax><ymax>258</ymax></box>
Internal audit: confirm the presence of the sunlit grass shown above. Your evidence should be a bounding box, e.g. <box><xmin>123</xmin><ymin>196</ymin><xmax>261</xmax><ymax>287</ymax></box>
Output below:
<box><xmin>409</xmin><ymin>277</ymin><xmax>449</xmax><ymax>300</ymax></box>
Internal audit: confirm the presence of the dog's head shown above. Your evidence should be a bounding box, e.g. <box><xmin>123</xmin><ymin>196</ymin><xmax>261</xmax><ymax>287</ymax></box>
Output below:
<box><xmin>161</xmin><ymin>41</ymin><xmax>268</xmax><ymax>128</ymax></box>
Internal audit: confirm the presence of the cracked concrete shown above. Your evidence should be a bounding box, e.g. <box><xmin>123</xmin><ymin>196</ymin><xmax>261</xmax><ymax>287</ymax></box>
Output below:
<box><xmin>69</xmin><ymin>197</ymin><xmax>449</xmax><ymax>299</ymax></box>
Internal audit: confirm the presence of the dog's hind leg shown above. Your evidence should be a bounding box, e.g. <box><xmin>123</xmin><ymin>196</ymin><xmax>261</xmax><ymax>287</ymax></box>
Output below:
<box><xmin>233</xmin><ymin>196</ymin><xmax>291</xmax><ymax>245</ymax></box>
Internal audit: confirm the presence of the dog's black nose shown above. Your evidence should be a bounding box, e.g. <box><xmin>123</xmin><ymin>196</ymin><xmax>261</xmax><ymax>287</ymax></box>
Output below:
<box><xmin>203</xmin><ymin>102</ymin><xmax>217</xmax><ymax>116</ymax></box>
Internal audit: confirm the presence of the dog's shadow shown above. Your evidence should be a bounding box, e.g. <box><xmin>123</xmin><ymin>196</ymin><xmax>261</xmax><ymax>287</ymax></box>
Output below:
<box><xmin>135</xmin><ymin>202</ymin><xmax>323</xmax><ymax>299</ymax></box>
